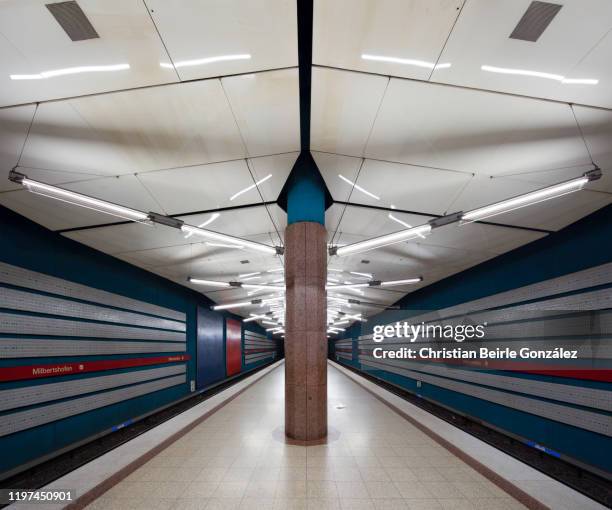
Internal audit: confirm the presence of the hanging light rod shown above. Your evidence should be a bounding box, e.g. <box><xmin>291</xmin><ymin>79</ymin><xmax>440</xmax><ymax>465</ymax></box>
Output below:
<box><xmin>327</xmin><ymin>277</ymin><xmax>422</xmax><ymax>289</ymax></box>
<box><xmin>9</xmin><ymin>170</ymin><xmax>284</xmax><ymax>255</ymax></box>
<box><xmin>329</xmin><ymin>169</ymin><xmax>601</xmax><ymax>257</ymax></box>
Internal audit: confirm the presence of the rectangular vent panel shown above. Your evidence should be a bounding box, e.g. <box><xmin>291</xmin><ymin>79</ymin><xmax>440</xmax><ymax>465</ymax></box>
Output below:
<box><xmin>46</xmin><ymin>1</ymin><xmax>99</xmax><ymax>41</ymax></box>
<box><xmin>509</xmin><ymin>1</ymin><xmax>562</xmax><ymax>42</ymax></box>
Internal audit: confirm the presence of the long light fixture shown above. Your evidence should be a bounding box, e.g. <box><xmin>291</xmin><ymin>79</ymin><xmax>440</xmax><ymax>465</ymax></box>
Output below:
<box><xmin>388</xmin><ymin>213</ymin><xmax>427</xmax><ymax>238</ymax></box>
<box><xmin>332</xmin><ymin>224</ymin><xmax>431</xmax><ymax>257</ymax></box>
<box><xmin>243</xmin><ymin>314</ymin><xmax>269</xmax><ymax>323</ymax></box>
<box><xmin>461</xmin><ymin>172</ymin><xmax>598</xmax><ymax>223</ymax></box>
<box><xmin>481</xmin><ymin>65</ymin><xmax>598</xmax><ymax>85</ymax></box>
<box><xmin>212</xmin><ymin>300</ymin><xmax>254</xmax><ymax>311</ymax></box>
<box><xmin>330</xmin><ymin>169</ymin><xmax>601</xmax><ymax>257</ymax></box>
<box><xmin>338</xmin><ymin>174</ymin><xmax>380</xmax><ymax>200</ymax></box>
<box><xmin>11</xmin><ymin>63</ymin><xmax>130</xmax><ymax>80</ymax></box>
<box><xmin>181</xmin><ymin>224</ymin><xmax>280</xmax><ymax>255</ymax></box>
<box><xmin>10</xmin><ymin>171</ymin><xmax>149</xmax><ymax>222</ymax></box>
<box><xmin>230</xmin><ymin>174</ymin><xmax>272</xmax><ymax>201</ymax></box>
<box><xmin>9</xmin><ymin>171</ymin><xmax>283</xmax><ymax>255</ymax></box>
<box><xmin>362</xmin><ymin>54</ymin><xmax>451</xmax><ymax>70</ymax></box>
<box><xmin>326</xmin><ymin>277</ymin><xmax>422</xmax><ymax>290</ymax></box>
<box><xmin>188</xmin><ymin>278</ymin><xmax>231</xmax><ymax>287</ymax></box>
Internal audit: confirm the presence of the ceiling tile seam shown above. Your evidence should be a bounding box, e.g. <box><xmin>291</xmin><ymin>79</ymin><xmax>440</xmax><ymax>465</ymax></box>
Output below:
<box><xmin>0</xmin><ymin>67</ymin><xmax>299</xmax><ymax>112</ymax></box>
<box><xmin>329</xmin><ymin>158</ymin><xmax>366</xmax><ymax>248</ymax></box>
<box><xmin>311</xmin><ymin>150</ymin><xmax>474</xmax><ymax>176</ymax></box>
<box><xmin>134</xmin><ymin>173</ymin><xmax>168</xmax><ymax>215</ymax></box>
<box><xmin>332</xmin><ymin>201</ymin><xmax>554</xmax><ymax>235</ymax></box>
<box><xmin>14</xmin><ymin>103</ymin><xmax>38</xmax><ymax>170</ymax></box>
<box><xmin>426</xmin><ymin>0</ymin><xmax>468</xmax><ymax>82</ymax></box>
<box><xmin>217</xmin><ymin>78</ymin><xmax>284</xmax><ymax>245</ymax></box>
<box><xmin>311</xmin><ymin>64</ymin><xmax>612</xmax><ymax>113</ymax></box>
<box><xmin>361</xmin><ymin>77</ymin><xmax>391</xmax><ymax>158</ymax></box>
<box><xmin>4</xmin><ymin>151</ymin><xmax>301</xmax><ymax>198</ymax></box>
<box><xmin>54</xmin><ymin>201</ymin><xmax>277</xmax><ymax>234</ymax></box>
<box><xmin>141</xmin><ymin>0</ymin><xmax>181</xmax><ymax>83</ymax></box>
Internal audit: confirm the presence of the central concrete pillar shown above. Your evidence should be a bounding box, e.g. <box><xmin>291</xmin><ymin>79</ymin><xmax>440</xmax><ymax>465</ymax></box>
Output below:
<box><xmin>285</xmin><ymin>222</ymin><xmax>327</xmax><ymax>440</ymax></box>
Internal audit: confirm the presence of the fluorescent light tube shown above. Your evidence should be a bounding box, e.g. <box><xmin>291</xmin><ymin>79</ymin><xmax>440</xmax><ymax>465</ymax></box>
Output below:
<box><xmin>230</xmin><ymin>174</ymin><xmax>272</xmax><ymax>201</ymax></box>
<box><xmin>334</xmin><ymin>224</ymin><xmax>431</xmax><ymax>257</ymax></box>
<box><xmin>388</xmin><ymin>213</ymin><xmax>426</xmax><ymax>238</ymax></box>
<box><xmin>243</xmin><ymin>314</ymin><xmax>267</xmax><ymax>323</ymax></box>
<box><xmin>481</xmin><ymin>65</ymin><xmax>597</xmax><ymax>85</ymax></box>
<box><xmin>380</xmin><ymin>277</ymin><xmax>422</xmax><ymax>287</ymax></box>
<box><xmin>338</xmin><ymin>174</ymin><xmax>380</xmax><ymax>200</ymax></box>
<box><xmin>362</xmin><ymin>54</ymin><xmax>451</xmax><ymax>70</ymax></box>
<box><xmin>188</xmin><ymin>278</ymin><xmax>231</xmax><ymax>287</ymax></box>
<box><xmin>185</xmin><ymin>212</ymin><xmax>220</xmax><ymax>238</ymax></box>
<box><xmin>242</xmin><ymin>284</ymin><xmax>285</xmax><ymax>291</ymax></box>
<box><xmin>160</xmin><ymin>54</ymin><xmax>251</xmax><ymax>69</ymax></box>
<box><xmin>181</xmin><ymin>224</ymin><xmax>278</xmax><ymax>255</ymax></box>
<box><xmin>326</xmin><ymin>283</ymin><xmax>370</xmax><ymax>289</ymax></box>
<box><xmin>11</xmin><ymin>63</ymin><xmax>130</xmax><ymax>80</ymax></box>
<box><xmin>267</xmin><ymin>268</ymin><xmax>284</xmax><ymax>273</ymax></box>
<box><xmin>239</xmin><ymin>272</ymin><xmax>261</xmax><ymax>278</ymax></box>
<box><xmin>212</xmin><ymin>300</ymin><xmax>254</xmax><ymax>310</ymax></box>
<box><xmin>461</xmin><ymin>175</ymin><xmax>591</xmax><ymax>223</ymax></box>
<box><xmin>240</xmin><ymin>275</ymin><xmax>261</xmax><ymax>282</ymax></box>
<box><xmin>334</xmin><ymin>320</ymin><xmax>349</xmax><ymax>326</ymax></box>
<box><xmin>350</xmin><ymin>271</ymin><xmax>372</xmax><ymax>279</ymax></box>
<box><xmin>16</xmin><ymin>176</ymin><xmax>149</xmax><ymax>222</ymax></box>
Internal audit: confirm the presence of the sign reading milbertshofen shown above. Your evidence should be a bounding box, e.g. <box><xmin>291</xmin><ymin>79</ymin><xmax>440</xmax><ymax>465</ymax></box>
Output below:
<box><xmin>370</xmin><ymin>320</ymin><xmax>579</xmax><ymax>360</ymax></box>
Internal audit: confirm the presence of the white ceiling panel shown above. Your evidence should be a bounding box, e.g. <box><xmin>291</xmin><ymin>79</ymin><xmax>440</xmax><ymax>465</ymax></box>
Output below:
<box><xmin>313</xmin><ymin>0</ymin><xmax>464</xmax><ymax>81</ymax></box>
<box><xmin>313</xmin><ymin>152</ymin><xmax>363</xmax><ymax>203</ymax></box>
<box><xmin>248</xmin><ymin>152</ymin><xmax>298</xmax><ymax>202</ymax></box>
<box><xmin>222</xmin><ymin>69</ymin><xmax>300</xmax><ymax>157</ymax></box>
<box><xmin>0</xmin><ymin>0</ymin><xmax>177</xmax><ymax>107</ymax></box>
<box><xmin>354</xmin><ymin>159</ymin><xmax>473</xmax><ymax>214</ymax></box>
<box><xmin>19</xmin><ymin>80</ymin><xmax>245</xmax><ymax>177</ymax></box>
<box><xmin>0</xmin><ymin>105</ymin><xmax>37</xmax><ymax>191</ymax></box>
<box><xmin>366</xmin><ymin>78</ymin><xmax>591</xmax><ymax>175</ymax></box>
<box><xmin>145</xmin><ymin>0</ymin><xmax>297</xmax><ymax>81</ymax></box>
<box><xmin>137</xmin><ymin>159</ymin><xmax>255</xmax><ymax>215</ymax></box>
<box><xmin>452</xmin><ymin>174</ymin><xmax>612</xmax><ymax>231</ymax></box>
<box><xmin>431</xmin><ymin>0</ymin><xmax>612</xmax><ymax>108</ymax></box>
<box><xmin>311</xmin><ymin>67</ymin><xmax>389</xmax><ymax>156</ymax></box>
<box><xmin>0</xmin><ymin>173</ymin><xmax>158</xmax><ymax>230</ymax></box>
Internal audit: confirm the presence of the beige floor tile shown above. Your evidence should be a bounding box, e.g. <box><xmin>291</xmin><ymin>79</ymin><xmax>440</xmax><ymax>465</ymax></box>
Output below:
<box><xmin>276</xmin><ymin>480</ymin><xmax>307</xmax><ymax>498</ymax></box>
<box><xmin>335</xmin><ymin>481</ymin><xmax>370</xmax><ymax>499</ymax></box>
<box><xmin>365</xmin><ymin>481</ymin><xmax>402</xmax><ymax>499</ymax></box>
<box><xmin>339</xmin><ymin>498</ymin><xmax>376</xmax><ymax>509</ymax></box>
<box><xmin>307</xmin><ymin>480</ymin><xmax>339</xmax><ymax>498</ymax></box>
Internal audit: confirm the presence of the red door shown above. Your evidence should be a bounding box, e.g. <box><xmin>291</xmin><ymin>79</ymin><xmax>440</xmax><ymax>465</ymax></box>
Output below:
<box><xmin>226</xmin><ymin>319</ymin><xmax>242</xmax><ymax>376</ymax></box>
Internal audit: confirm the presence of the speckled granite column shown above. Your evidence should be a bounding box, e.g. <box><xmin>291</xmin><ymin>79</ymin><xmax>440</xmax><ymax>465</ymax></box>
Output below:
<box><xmin>284</xmin><ymin>221</ymin><xmax>327</xmax><ymax>440</ymax></box>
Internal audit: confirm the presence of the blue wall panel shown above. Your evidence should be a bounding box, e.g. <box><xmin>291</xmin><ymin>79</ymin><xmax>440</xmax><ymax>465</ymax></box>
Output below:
<box><xmin>196</xmin><ymin>307</ymin><xmax>226</xmax><ymax>389</ymax></box>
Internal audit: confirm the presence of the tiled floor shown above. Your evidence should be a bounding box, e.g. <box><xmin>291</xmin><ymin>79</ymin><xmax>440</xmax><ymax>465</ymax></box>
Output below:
<box><xmin>86</xmin><ymin>363</ymin><xmax>527</xmax><ymax>510</ymax></box>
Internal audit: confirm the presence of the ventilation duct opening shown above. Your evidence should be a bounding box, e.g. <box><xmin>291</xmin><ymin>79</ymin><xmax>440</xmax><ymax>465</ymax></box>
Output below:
<box><xmin>46</xmin><ymin>1</ymin><xmax>99</xmax><ymax>41</ymax></box>
<box><xmin>509</xmin><ymin>1</ymin><xmax>562</xmax><ymax>42</ymax></box>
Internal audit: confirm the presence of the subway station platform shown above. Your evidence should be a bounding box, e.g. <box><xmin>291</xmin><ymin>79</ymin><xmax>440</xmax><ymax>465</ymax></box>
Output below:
<box><xmin>34</xmin><ymin>362</ymin><xmax>588</xmax><ymax>510</ymax></box>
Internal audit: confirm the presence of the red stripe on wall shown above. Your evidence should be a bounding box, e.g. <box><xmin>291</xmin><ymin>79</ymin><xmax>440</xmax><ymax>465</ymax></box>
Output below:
<box><xmin>226</xmin><ymin>319</ymin><xmax>242</xmax><ymax>377</ymax></box>
<box><xmin>0</xmin><ymin>355</ymin><xmax>191</xmax><ymax>383</ymax></box>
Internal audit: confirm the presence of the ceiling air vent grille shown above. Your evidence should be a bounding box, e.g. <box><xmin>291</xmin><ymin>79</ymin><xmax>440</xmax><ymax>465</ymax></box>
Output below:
<box><xmin>46</xmin><ymin>1</ymin><xmax>99</xmax><ymax>41</ymax></box>
<box><xmin>509</xmin><ymin>1</ymin><xmax>562</xmax><ymax>42</ymax></box>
